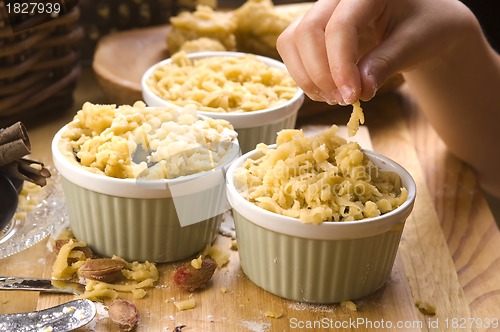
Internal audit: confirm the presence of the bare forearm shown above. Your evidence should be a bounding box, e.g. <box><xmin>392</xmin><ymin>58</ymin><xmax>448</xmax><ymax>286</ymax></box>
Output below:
<box><xmin>404</xmin><ymin>17</ymin><xmax>500</xmax><ymax>196</ymax></box>
<box><xmin>276</xmin><ymin>0</ymin><xmax>500</xmax><ymax>196</ymax></box>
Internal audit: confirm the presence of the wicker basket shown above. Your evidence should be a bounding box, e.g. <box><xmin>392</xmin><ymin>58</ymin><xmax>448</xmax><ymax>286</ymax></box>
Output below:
<box><xmin>78</xmin><ymin>0</ymin><xmax>215</xmax><ymax>62</ymax></box>
<box><xmin>0</xmin><ymin>4</ymin><xmax>83</xmax><ymax>127</ymax></box>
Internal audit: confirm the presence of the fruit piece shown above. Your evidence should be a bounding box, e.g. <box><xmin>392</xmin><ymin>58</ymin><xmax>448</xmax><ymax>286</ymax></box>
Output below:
<box><xmin>172</xmin><ymin>257</ymin><xmax>217</xmax><ymax>292</ymax></box>
<box><xmin>77</xmin><ymin>258</ymin><xmax>126</xmax><ymax>283</ymax></box>
<box><xmin>108</xmin><ymin>299</ymin><xmax>139</xmax><ymax>331</ymax></box>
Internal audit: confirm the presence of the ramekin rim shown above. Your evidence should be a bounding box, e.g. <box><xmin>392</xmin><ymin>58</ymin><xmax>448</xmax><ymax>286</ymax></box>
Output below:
<box><xmin>51</xmin><ymin>107</ymin><xmax>241</xmax><ymax>198</ymax></box>
<box><xmin>226</xmin><ymin>145</ymin><xmax>417</xmax><ymax>237</ymax></box>
<box><xmin>140</xmin><ymin>51</ymin><xmax>304</xmax><ymax>118</ymax></box>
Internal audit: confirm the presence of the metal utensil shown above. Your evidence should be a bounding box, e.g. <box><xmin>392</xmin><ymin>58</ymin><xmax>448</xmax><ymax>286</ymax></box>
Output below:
<box><xmin>0</xmin><ymin>299</ymin><xmax>96</xmax><ymax>332</ymax></box>
<box><xmin>0</xmin><ymin>276</ymin><xmax>85</xmax><ymax>295</ymax></box>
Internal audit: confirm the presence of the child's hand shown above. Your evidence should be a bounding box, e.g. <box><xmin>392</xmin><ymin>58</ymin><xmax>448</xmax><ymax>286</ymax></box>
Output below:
<box><xmin>277</xmin><ymin>0</ymin><xmax>473</xmax><ymax>105</ymax></box>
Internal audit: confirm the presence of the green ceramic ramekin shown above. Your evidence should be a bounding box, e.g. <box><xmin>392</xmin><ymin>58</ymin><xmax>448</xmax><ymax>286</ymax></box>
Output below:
<box><xmin>226</xmin><ymin>148</ymin><xmax>416</xmax><ymax>303</ymax></box>
<box><xmin>52</xmin><ymin>125</ymin><xmax>239</xmax><ymax>263</ymax></box>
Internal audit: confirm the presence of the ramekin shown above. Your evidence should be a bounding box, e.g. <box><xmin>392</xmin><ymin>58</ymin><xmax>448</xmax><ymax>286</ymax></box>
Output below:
<box><xmin>226</xmin><ymin>148</ymin><xmax>416</xmax><ymax>303</ymax></box>
<box><xmin>52</xmin><ymin>123</ymin><xmax>240</xmax><ymax>263</ymax></box>
<box><xmin>141</xmin><ymin>51</ymin><xmax>305</xmax><ymax>153</ymax></box>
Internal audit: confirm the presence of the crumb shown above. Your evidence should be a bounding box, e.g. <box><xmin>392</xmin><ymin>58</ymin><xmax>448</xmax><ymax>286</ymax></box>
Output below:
<box><xmin>191</xmin><ymin>255</ymin><xmax>203</xmax><ymax>269</ymax></box>
<box><xmin>340</xmin><ymin>300</ymin><xmax>357</xmax><ymax>312</ymax></box>
<box><xmin>62</xmin><ymin>306</ymin><xmax>76</xmax><ymax>314</ymax></box>
<box><xmin>174</xmin><ymin>298</ymin><xmax>196</xmax><ymax>311</ymax></box>
<box><xmin>202</xmin><ymin>245</ymin><xmax>230</xmax><ymax>268</ymax></box>
<box><xmin>230</xmin><ymin>240</ymin><xmax>238</xmax><ymax>250</ymax></box>
<box><xmin>415</xmin><ymin>300</ymin><xmax>436</xmax><ymax>316</ymax></box>
<box><xmin>220</xmin><ymin>287</ymin><xmax>227</xmax><ymax>293</ymax></box>
<box><xmin>264</xmin><ymin>310</ymin><xmax>283</xmax><ymax>319</ymax></box>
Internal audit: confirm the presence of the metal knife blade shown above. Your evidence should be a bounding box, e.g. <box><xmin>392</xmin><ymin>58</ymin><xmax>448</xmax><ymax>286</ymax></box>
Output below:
<box><xmin>0</xmin><ymin>299</ymin><xmax>96</xmax><ymax>332</ymax></box>
<box><xmin>0</xmin><ymin>276</ymin><xmax>84</xmax><ymax>295</ymax></box>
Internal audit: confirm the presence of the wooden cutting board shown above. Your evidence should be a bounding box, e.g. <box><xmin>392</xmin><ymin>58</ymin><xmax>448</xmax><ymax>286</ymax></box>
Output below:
<box><xmin>2</xmin><ymin>63</ymin><xmax>498</xmax><ymax>331</ymax></box>
<box><xmin>32</xmin><ymin>125</ymin><xmax>468</xmax><ymax>331</ymax></box>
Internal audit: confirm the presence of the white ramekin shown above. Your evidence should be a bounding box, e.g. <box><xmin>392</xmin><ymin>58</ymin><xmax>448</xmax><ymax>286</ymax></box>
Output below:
<box><xmin>141</xmin><ymin>51</ymin><xmax>305</xmax><ymax>153</ymax></box>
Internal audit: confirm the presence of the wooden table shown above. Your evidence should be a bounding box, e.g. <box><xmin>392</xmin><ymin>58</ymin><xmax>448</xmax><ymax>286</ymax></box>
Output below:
<box><xmin>1</xmin><ymin>68</ymin><xmax>500</xmax><ymax>331</ymax></box>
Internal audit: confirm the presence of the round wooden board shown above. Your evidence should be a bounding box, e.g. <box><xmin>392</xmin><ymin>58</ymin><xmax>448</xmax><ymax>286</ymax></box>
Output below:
<box><xmin>92</xmin><ymin>25</ymin><xmax>172</xmax><ymax>105</ymax></box>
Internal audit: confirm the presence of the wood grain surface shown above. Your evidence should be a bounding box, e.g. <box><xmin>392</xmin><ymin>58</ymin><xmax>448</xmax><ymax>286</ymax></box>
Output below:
<box><xmin>1</xmin><ymin>70</ymin><xmax>499</xmax><ymax>331</ymax></box>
